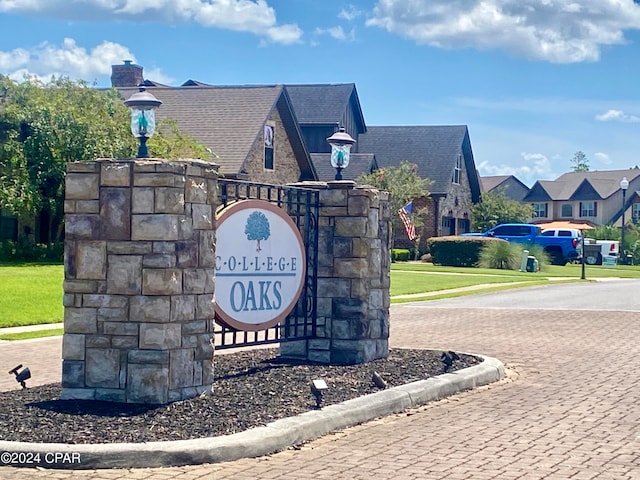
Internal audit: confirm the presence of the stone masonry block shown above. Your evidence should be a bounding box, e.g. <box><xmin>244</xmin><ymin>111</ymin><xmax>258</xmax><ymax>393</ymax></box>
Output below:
<box><xmin>85</xmin><ymin>335</ymin><xmax>111</xmax><ymax>348</ymax></box>
<box><xmin>111</xmin><ymin>336</ymin><xmax>138</xmax><ymax>349</ymax></box>
<box><xmin>132</xmin><ymin>214</ymin><xmax>180</xmax><ymax>241</ymax></box>
<box><xmin>199</xmin><ymin>230</ymin><xmax>216</xmax><ymax>267</ymax></box>
<box><xmin>76</xmin><ymin>200</ymin><xmax>100</xmax><ymax>213</ymax></box>
<box><xmin>335</xmin><ymin>217</ymin><xmax>367</xmax><ymax>237</ymax></box>
<box><xmin>103</xmin><ymin>322</ymin><xmax>139</xmax><ymax>336</ymax></box>
<box><xmin>107</xmin><ymin>255</ymin><xmax>142</xmax><ymax>295</ymax></box>
<box><xmin>101</xmin><ymin>163</ymin><xmax>131</xmax><ymax>187</ymax></box>
<box><xmin>100</xmin><ymin>188</ymin><xmax>131</xmax><ymax>240</ymax></box>
<box><xmin>196</xmin><ymin>294</ymin><xmax>215</xmax><ymax>319</ymax></box>
<box><xmin>171</xmin><ymin>295</ymin><xmax>195</xmax><ymax>322</ymax></box>
<box><xmin>64</xmin><ymin>308</ymin><xmax>97</xmax><ymax>334</ymax></box>
<box><xmin>320</xmin><ymin>188</ymin><xmax>347</xmax><ymax>206</ymax></box>
<box><xmin>85</xmin><ymin>348</ymin><xmax>119</xmax><ymax>388</ymax></box>
<box><xmin>97</xmin><ymin>307</ymin><xmax>127</xmax><ymax>321</ymax></box>
<box><xmin>76</xmin><ymin>241</ymin><xmax>106</xmax><ymax>279</ymax></box>
<box><xmin>182</xmin><ymin>320</ymin><xmax>208</xmax><ymax>335</ymax></box>
<box><xmin>133</xmin><ymin>173</ymin><xmax>177</xmax><ymax>187</ymax></box>
<box><xmin>62</xmin><ymin>334</ymin><xmax>85</xmax><ymax>360</ymax></box>
<box><xmin>132</xmin><ymin>187</ymin><xmax>154</xmax><ymax>213</ymax></box>
<box><xmin>66</xmin><ymin>173</ymin><xmax>99</xmax><ymax>200</ymax></box>
<box><xmin>191</xmin><ymin>203</ymin><xmax>213</xmax><ymax>230</ymax></box>
<box><xmin>61</xmin><ymin>360</ymin><xmax>85</xmax><ymax>388</ymax></box>
<box><xmin>183</xmin><ymin>269</ymin><xmax>207</xmax><ymax>294</ymax></box>
<box><xmin>185</xmin><ymin>177</ymin><xmax>208</xmax><ymax>203</ymax></box>
<box><xmin>130</xmin><ymin>296</ymin><xmax>170</xmax><ymax>323</ymax></box>
<box><xmin>317</xmin><ymin>278</ymin><xmax>350</xmax><ymax>298</ymax></box>
<box><xmin>128</xmin><ymin>350</ymin><xmax>170</xmax><ymax>364</ymax></box>
<box><xmin>65</xmin><ymin>214</ymin><xmax>100</xmax><ymax>240</ymax></box>
<box><xmin>334</xmin><ymin>258</ymin><xmax>369</xmax><ymax>279</ymax></box>
<box><xmin>143</xmin><ymin>254</ymin><xmax>176</xmax><ymax>268</ymax></box>
<box><xmin>170</xmin><ymin>349</ymin><xmax>195</xmax><ymax>389</ymax></box>
<box><xmin>95</xmin><ymin>389</ymin><xmax>126</xmax><ymax>403</ymax></box>
<box><xmin>139</xmin><ymin>323</ymin><xmax>181</xmax><ymax>350</ymax></box>
<box><xmin>67</xmin><ymin>162</ymin><xmax>99</xmax><ymax>173</ymax></box>
<box><xmin>142</xmin><ymin>268</ymin><xmax>183</xmax><ymax>295</ymax></box>
<box><xmin>127</xmin><ymin>364</ymin><xmax>169</xmax><ymax>404</ymax></box>
<box><xmin>82</xmin><ymin>294</ymin><xmax>128</xmax><ymax>308</ymax></box>
<box><xmin>107</xmin><ymin>241</ymin><xmax>153</xmax><ymax>255</ymax></box>
<box><xmin>176</xmin><ymin>241</ymin><xmax>198</xmax><ymax>268</ymax></box>
<box><xmin>348</xmin><ymin>195</ymin><xmax>370</xmax><ymax>216</ymax></box>
<box><xmin>155</xmin><ymin>187</ymin><xmax>185</xmax><ymax>214</ymax></box>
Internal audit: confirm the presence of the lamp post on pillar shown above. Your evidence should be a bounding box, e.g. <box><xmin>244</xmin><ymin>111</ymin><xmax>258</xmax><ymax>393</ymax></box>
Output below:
<box><xmin>620</xmin><ymin>176</ymin><xmax>629</xmax><ymax>263</ymax></box>
<box><xmin>326</xmin><ymin>127</ymin><xmax>356</xmax><ymax>181</ymax></box>
<box><xmin>124</xmin><ymin>86</ymin><xmax>162</xmax><ymax>158</ymax></box>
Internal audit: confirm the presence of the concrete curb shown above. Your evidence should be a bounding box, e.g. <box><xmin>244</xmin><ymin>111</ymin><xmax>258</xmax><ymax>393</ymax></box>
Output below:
<box><xmin>0</xmin><ymin>355</ymin><xmax>504</xmax><ymax>470</ymax></box>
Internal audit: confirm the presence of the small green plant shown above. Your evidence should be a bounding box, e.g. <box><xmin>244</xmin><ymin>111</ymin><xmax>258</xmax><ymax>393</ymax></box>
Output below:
<box><xmin>391</xmin><ymin>248</ymin><xmax>412</xmax><ymax>262</ymax></box>
<box><xmin>477</xmin><ymin>241</ymin><xmax>522</xmax><ymax>270</ymax></box>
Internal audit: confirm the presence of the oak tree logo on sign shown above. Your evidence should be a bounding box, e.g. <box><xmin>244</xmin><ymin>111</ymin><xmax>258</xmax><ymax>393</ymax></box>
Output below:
<box><xmin>215</xmin><ymin>200</ymin><xmax>306</xmax><ymax>331</ymax></box>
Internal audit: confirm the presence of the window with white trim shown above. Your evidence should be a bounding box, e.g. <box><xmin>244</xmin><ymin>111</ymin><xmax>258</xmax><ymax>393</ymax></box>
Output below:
<box><xmin>453</xmin><ymin>154</ymin><xmax>462</xmax><ymax>184</ymax></box>
<box><xmin>533</xmin><ymin>202</ymin><xmax>548</xmax><ymax>218</ymax></box>
<box><xmin>561</xmin><ymin>203</ymin><xmax>573</xmax><ymax>217</ymax></box>
<box><xmin>580</xmin><ymin>201</ymin><xmax>596</xmax><ymax>217</ymax></box>
<box><xmin>633</xmin><ymin>203</ymin><xmax>640</xmax><ymax>223</ymax></box>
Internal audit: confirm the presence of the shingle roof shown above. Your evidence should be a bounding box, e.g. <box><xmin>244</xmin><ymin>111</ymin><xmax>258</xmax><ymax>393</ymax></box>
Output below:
<box><xmin>310</xmin><ymin>153</ymin><xmax>377</xmax><ymax>182</ymax></box>
<box><xmin>526</xmin><ymin>169</ymin><xmax>640</xmax><ymax>201</ymax></box>
<box><xmin>118</xmin><ymin>85</ymin><xmax>314</xmax><ymax>179</ymax></box>
<box><xmin>481</xmin><ymin>175</ymin><xmax>511</xmax><ymax>192</ymax></box>
<box><xmin>357</xmin><ymin>125</ymin><xmax>480</xmax><ymax>200</ymax></box>
<box><xmin>285</xmin><ymin>84</ymin><xmax>366</xmax><ymax>132</ymax></box>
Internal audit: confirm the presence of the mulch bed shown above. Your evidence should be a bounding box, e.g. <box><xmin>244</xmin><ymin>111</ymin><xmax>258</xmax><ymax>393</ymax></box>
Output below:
<box><xmin>0</xmin><ymin>348</ymin><xmax>479</xmax><ymax>444</ymax></box>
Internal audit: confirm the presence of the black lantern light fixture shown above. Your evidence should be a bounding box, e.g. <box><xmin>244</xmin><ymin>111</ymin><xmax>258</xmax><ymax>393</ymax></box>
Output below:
<box><xmin>620</xmin><ymin>176</ymin><xmax>629</xmax><ymax>262</ymax></box>
<box><xmin>123</xmin><ymin>86</ymin><xmax>162</xmax><ymax>158</ymax></box>
<box><xmin>326</xmin><ymin>126</ymin><xmax>356</xmax><ymax>181</ymax></box>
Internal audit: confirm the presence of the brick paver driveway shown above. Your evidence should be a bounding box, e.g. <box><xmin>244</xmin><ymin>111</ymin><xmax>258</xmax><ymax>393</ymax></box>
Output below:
<box><xmin>1</xmin><ymin>280</ymin><xmax>639</xmax><ymax>479</ymax></box>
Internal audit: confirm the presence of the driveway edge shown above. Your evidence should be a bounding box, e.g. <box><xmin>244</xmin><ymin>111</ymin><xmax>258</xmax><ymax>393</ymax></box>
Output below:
<box><xmin>0</xmin><ymin>355</ymin><xmax>504</xmax><ymax>470</ymax></box>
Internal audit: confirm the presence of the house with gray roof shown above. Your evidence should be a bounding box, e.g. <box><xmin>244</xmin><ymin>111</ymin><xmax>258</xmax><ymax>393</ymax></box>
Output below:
<box><xmin>358</xmin><ymin>125</ymin><xmax>481</xmax><ymax>242</ymax></box>
<box><xmin>114</xmin><ymin>64</ymin><xmax>316</xmax><ymax>185</ymax></box>
<box><xmin>480</xmin><ymin>175</ymin><xmax>530</xmax><ymax>202</ymax></box>
<box><xmin>523</xmin><ymin>169</ymin><xmax>640</xmax><ymax>227</ymax></box>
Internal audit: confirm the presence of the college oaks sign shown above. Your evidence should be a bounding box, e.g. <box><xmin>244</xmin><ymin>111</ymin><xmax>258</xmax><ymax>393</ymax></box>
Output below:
<box><xmin>214</xmin><ymin>200</ymin><xmax>306</xmax><ymax>331</ymax></box>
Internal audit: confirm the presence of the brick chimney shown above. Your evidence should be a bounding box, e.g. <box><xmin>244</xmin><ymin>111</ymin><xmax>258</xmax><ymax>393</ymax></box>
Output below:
<box><xmin>111</xmin><ymin>60</ymin><xmax>144</xmax><ymax>88</ymax></box>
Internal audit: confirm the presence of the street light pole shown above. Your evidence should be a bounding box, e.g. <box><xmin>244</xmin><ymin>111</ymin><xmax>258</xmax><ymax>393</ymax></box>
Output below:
<box><xmin>620</xmin><ymin>176</ymin><xmax>629</xmax><ymax>264</ymax></box>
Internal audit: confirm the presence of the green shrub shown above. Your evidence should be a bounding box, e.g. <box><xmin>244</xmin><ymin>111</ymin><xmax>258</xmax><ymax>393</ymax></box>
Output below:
<box><xmin>428</xmin><ymin>236</ymin><xmax>500</xmax><ymax>267</ymax></box>
<box><xmin>391</xmin><ymin>248</ymin><xmax>412</xmax><ymax>262</ymax></box>
<box><xmin>523</xmin><ymin>244</ymin><xmax>550</xmax><ymax>270</ymax></box>
<box><xmin>477</xmin><ymin>240</ymin><xmax>521</xmax><ymax>270</ymax></box>
<box><xmin>0</xmin><ymin>241</ymin><xmax>64</xmax><ymax>262</ymax></box>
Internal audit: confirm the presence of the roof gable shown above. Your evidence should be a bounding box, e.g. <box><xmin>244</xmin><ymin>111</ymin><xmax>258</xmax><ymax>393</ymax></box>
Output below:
<box><xmin>523</xmin><ymin>181</ymin><xmax>552</xmax><ymax>201</ymax></box>
<box><xmin>285</xmin><ymin>84</ymin><xmax>366</xmax><ymax>134</ymax></box>
<box><xmin>358</xmin><ymin>125</ymin><xmax>480</xmax><ymax>200</ymax></box>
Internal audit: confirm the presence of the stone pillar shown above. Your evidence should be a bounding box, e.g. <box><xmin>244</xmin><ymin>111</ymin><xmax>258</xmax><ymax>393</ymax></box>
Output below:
<box><xmin>281</xmin><ymin>181</ymin><xmax>391</xmax><ymax>364</ymax></box>
<box><xmin>62</xmin><ymin>158</ymin><xmax>218</xmax><ymax>404</ymax></box>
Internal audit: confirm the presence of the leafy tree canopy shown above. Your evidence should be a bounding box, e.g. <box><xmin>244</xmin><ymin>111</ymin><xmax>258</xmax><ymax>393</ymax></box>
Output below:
<box><xmin>356</xmin><ymin>161</ymin><xmax>431</xmax><ymax>216</ymax></box>
<box><xmin>570</xmin><ymin>150</ymin><xmax>589</xmax><ymax>172</ymax></box>
<box><xmin>471</xmin><ymin>190</ymin><xmax>534</xmax><ymax>232</ymax></box>
<box><xmin>0</xmin><ymin>75</ymin><xmax>210</xmax><ymax>242</ymax></box>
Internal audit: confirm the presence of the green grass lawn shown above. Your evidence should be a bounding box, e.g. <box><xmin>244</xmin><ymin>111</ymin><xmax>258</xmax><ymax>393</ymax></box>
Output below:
<box><xmin>0</xmin><ymin>264</ymin><xmax>64</xmax><ymax>328</ymax></box>
<box><xmin>1</xmin><ymin>261</ymin><xmax>640</xmax><ymax>331</ymax></box>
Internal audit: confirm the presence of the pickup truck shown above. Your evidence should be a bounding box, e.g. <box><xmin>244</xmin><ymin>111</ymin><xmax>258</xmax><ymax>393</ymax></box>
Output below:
<box><xmin>462</xmin><ymin>223</ymin><xmax>581</xmax><ymax>265</ymax></box>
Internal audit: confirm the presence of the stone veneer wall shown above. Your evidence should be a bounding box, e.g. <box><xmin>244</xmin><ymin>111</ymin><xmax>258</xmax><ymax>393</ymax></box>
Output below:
<box><xmin>281</xmin><ymin>181</ymin><xmax>391</xmax><ymax>364</ymax></box>
<box><xmin>62</xmin><ymin>158</ymin><xmax>218</xmax><ymax>404</ymax></box>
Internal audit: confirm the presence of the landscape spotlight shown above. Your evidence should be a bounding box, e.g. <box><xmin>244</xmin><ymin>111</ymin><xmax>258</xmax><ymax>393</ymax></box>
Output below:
<box><xmin>372</xmin><ymin>371</ymin><xmax>388</xmax><ymax>389</ymax></box>
<box><xmin>9</xmin><ymin>364</ymin><xmax>31</xmax><ymax>389</ymax></box>
<box><xmin>326</xmin><ymin>126</ymin><xmax>356</xmax><ymax>181</ymax></box>
<box><xmin>310</xmin><ymin>378</ymin><xmax>328</xmax><ymax>409</ymax></box>
<box><xmin>123</xmin><ymin>86</ymin><xmax>162</xmax><ymax>158</ymax></box>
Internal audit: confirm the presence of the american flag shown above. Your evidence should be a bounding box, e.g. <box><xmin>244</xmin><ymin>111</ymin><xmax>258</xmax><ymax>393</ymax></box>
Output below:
<box><xmin>398</xmin><ymin>201</ymin><xmax>417</xmax><ymax>241</ymax></box>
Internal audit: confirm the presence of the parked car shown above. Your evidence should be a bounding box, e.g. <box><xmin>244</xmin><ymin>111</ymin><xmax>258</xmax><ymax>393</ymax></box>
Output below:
<box><xmin>463</xmin><ymin>223</ymin><xmax>581</xmax><ymax>265</ymax></box>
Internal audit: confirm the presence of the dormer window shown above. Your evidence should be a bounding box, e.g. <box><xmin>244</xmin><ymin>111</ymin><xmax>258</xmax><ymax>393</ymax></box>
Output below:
<box><xmin>453</xmin><ymin>154</ymin><xmax>462</xmax><ymax>184</ymax></box>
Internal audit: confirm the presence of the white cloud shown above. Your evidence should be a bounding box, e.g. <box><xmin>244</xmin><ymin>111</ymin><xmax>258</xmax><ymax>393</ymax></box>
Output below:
<box><xmin>0</xmin><ymin>38</ymin><xmax>153</xmax><ymax>84</ymax></box>
<box><xmin>314</xmin><ymin>26</ymin><xmax>355</xmax><ymax>42</ymax></box>
<box><xmin>366</xmin><ymin>0</ymin><xmax>640</xmax><ymax>63</ymax></box>
<box><xmin>477</xmin><ymin>152</ymin><xmax>555</xmax><ymax>183</ymax></box>
<box><xmin>0</xmin><ymin>0</ymin><xmax>302</xmax><ymax>45</ymax></box>
<box><xmin>595</xmin><ymin>109</ymin><xmax>640</xmax><ymax>123</ymax></box>
<box><xmin>594</xmin><ymin>152</ymin><xmax>613</xmax><ymax>165</ymax></box>
<box><xmin>339</xmin><ymin>5</ymin><xmax>362</xmax><ymax>22</ymax></box>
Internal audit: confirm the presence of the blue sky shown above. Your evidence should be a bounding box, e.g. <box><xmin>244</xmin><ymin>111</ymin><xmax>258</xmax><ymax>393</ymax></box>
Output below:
<box><xmin>2</xmin><ymin>1</ymin><xmax>640</xmax><ymax>186</ymax></box>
